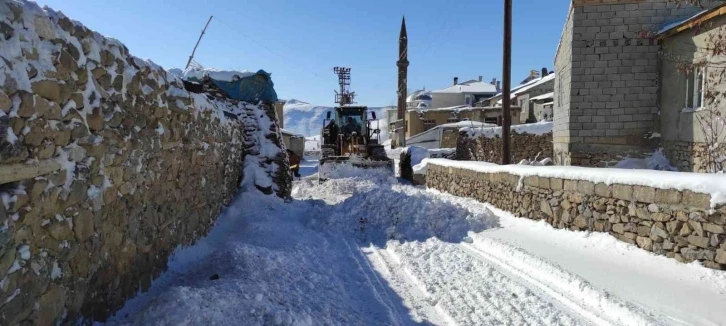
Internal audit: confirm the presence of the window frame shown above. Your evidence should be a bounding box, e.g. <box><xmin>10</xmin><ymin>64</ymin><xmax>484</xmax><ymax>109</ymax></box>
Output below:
<box><xmin>685</xmin><ymin>67</ymin><xmax>707</xmax><ymax>111</ymax></box>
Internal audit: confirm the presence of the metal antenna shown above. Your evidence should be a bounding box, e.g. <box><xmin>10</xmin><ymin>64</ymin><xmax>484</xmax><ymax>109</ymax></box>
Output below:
<box><xmin>185</xmin><ymin>16</ymin><xmax>213</xmax><ymax>70</ymax></box>
<box><xmin>333</xmin><ymin>67</ymin><xmax>355</xmax><ymax>105</ymax></box>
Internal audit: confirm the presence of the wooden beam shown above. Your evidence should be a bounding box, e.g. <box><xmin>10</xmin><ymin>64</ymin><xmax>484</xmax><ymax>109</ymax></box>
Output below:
<box><xmin>0</xmin><ymin>159</ymin><xmax>62</xmax><ymax>185</ymax></box>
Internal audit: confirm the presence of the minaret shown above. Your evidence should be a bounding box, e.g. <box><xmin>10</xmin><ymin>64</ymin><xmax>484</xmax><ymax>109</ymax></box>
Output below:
<box><xmin>396</xmin><ymin>16</ymin><xmax>409</xmax><ymax>147</ymax></box>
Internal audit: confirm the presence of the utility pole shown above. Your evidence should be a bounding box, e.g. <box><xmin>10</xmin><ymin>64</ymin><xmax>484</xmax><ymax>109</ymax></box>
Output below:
<box><xmin>501</xmin><ymin>0</ymin><xmax>512</xmax><ymax>164</ymax></box>
<box><xmin>397</xmin><ymin>16</ymin><xmax>409</xmax><ymax>147</ymax></box>
<box><xmin>185</xmin><ymin>16</ymin><xmax>213</xmax><ymax>70</ymax></box>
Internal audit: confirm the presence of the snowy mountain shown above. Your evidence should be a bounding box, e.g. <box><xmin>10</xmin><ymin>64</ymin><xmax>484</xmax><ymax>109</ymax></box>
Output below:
<box><xmin>283</xmin><ymin>99</ymin><xmax>389</xmax><ymax>142</ymax></box>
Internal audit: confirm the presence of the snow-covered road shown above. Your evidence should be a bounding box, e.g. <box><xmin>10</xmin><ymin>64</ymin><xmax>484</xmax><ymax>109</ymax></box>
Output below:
<box><xmin>104</xmin><ymin>166</ymin><xmax>726</xmax><ymax>326</ymax></box>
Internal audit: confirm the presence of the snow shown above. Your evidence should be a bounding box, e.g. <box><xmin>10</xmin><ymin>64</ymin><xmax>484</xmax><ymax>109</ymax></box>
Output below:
<box><xmin>106</xmin><ymin>166</ymin><xmax>726</xmax><ymax>326</ymax></box>
<box><xmin>613</xmin><ymin>149</ymin><xmax>678</xmax><ymax>171</ymax></box>
<box><xmin>531</xmin><ymin>92</ymin><xmax>555</xmax><ymax>101</ymax></box>
<box><xmin>463</xmin><ymin>121</ymin><xmax>553</xmax><ymax>138</ymax></box>
<box><xmin>425</xmin><ymin>158</ymin><xmax>726</xmax><ymax>207</ymax></box>
<box><xmin>176</xmin><ymin>67</ymin><xmax>256</xmax><ymax>82</ymax></box>
<box><xmin>408</xmin><ymin>104</ymin><xmax>472</xmax><ymax>113</ymax></box>
<box><xmin>430</xmin><ymin>81</ymin><xmax>498</xmax><ymax>94</ymax></box>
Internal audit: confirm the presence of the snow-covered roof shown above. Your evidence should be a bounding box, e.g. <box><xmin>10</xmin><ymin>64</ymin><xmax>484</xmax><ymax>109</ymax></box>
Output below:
<box><xmin>406</xmin><ymin>89</ymin><xmax>433</xmax><ymax>102</ymax></box>
<box><xmin>438</xmin><ymin>121</ymin><xmax>496</xmax><ymax>128</ymax></box>
<box><xmin>409</xmin><ymin>105</ymin><xmax>473</xmax><ymax>113</ymax></box>
<box><xmin>431</xmin><ymin>81</ymin><xmax>498</xmax><ymax>94</ymax></box>
<box><xmin>530</xmin><ymin>92</ymin><xmax>554</xmax><ymax>101</ymax></box>
<box><xmin>174</xmin><ymin>67</ymin><xmax>257</xmax><ymax>82</ymax></box>
<box><xmin>462</xmin><ymin>121</ymin><xmax>552</xmax><ymax>138</ymax></box>
<box><xmin>280</xmin><ymin>129</ymin><xmax>305</xmax><ymax>137</ymax></box>
<box><xmin>491</xmin><ymin>73</ymin><xmax>556</xmax><ymax>100</ymax></box>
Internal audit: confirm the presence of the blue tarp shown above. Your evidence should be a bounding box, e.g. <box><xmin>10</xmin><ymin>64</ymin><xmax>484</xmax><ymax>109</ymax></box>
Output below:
<box><xmin>192</xmin><ymin>70</ymin><xmax>278</xmax><ymax>103</ymax></box>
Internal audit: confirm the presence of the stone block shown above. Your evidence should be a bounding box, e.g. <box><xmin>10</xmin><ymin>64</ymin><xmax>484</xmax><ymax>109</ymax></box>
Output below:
<box><xmin>633</xmin><ymin>186</ymin><xmax>655</xmax><ymax>203</ymax></box>
<box><xmin>594</xmin><ymin>183</ymin><xmax>611</xmax><ymax>197</ymax></box>
<box><xmin>704</xmin><ymin>223</ymin><xmax>725</xmax><ymax>234</ymax></box>
<box><xmin>612</xmin><ymin>184</ymin><xmax>632</xmax><ymax>201</ymax></box>
<box><xmin>655</xmin><ymin>189</ymin><xmax>681</xmax><ymax>205</ymax></box>
<box><xmin>682</xmin><ymin>191</ymin><xmax>711</xmax><ymax>210</ymax></box>
<box><xmin>564</xmin><ymin>180</ymin><xmax>578</xmax><ymax>192</ymax></box>
<box><xmin>577</xmin><ymin>180</ymin><xmax>595</xmax><ymax>195</ymax></box>
<box><xmin>688</xmin><ymin>235</ymin><xmax>710</xmax><ymax>249</ymax></box>
<box><xmin>636</xmin><ymin>236</ymin><xmax>653</xmax><ymax>251</ymax></box>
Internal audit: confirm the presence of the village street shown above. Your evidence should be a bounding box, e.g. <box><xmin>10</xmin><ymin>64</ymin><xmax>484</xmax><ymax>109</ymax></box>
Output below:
<box><xmin>104</xmin><ymin>166</ymin><xmax>726</xmax><ymax>326</ymax></box>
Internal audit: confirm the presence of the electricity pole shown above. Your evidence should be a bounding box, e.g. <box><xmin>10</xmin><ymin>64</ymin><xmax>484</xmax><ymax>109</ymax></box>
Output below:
<box><xmin>501</xmin><ymin>0</ymin><xmax>512</xmax><ymax>164</ymax></box>
<box><xmin>185</xmin><ymin>16</ymin><xmax>213</xmax><ymax>70</ymax></box>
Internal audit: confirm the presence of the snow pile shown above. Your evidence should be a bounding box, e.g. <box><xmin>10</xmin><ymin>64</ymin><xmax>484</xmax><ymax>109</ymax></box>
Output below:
<box><xmin>426</xmin><ymin>158</ymin><xmax>726</xmax><ymax>207</ymax></box>
<box><xmin>318</xmin><ymin>160</ymin><xmax>396</xmax><ymax>184</ymax></box>
<box><xmin>169</xmin><ymin>67</ymin><xmax>256</xmax><ymax>82</ymax></box>
<box><xmin>282</xmin><ymin>99</ymin><xmax>386</xmax><ymax>137</ymax></box>
<box><xmin>408</xmin><ymin>146</ymin><xmax>456</xmax><ymax>174</ymax></box>
<box><xmin>462</xmin><ymin>121</ymin><xmax>553</xmax><ymax>138</ymax></box>
<box><xmin>296</xmin><ymin>171</ymin><xmax>495</xmax><ymax>245</ymax></box>
<box><xmin>613</xmin><ymin>149</ymin><xmax>678</xmax><ymax>171</ymax></box>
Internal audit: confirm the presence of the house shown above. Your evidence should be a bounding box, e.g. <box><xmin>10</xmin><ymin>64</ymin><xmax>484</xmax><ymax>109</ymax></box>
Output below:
<box><xmin>553</xmin><ymin>0</ymin><xmax>718</xmax><ymax>167</ymax></box>
<box><xmin>657</xmin><ymin>4</ymin><xmax>726</xmax><ymax>172</ymax></box>
<box><xmin>405</xmin><ymin>105</ymin><xmax>521</xmax><ymax>139</ymax></box>
<box><xmin>280</xmin><ymin>129</ymin><xmax>305</xmax><ymax>157</ymax></box>
<box><xmin>530</xmin><ymin>92</ymin><xmax>554</xmax><ymax>122</ymax></box>
<box><xmin>483</xmin><ymin>69</ymin><xmax>555</xmax><ymax>123</ymax></box>
<box><xmin>430</xmin><ymin>77</ymin><xmax>499</xmax><ymax>108</ymax></box>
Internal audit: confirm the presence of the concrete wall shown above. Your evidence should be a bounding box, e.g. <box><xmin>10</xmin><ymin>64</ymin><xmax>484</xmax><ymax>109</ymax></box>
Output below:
<box><xmin>660</xmin><ymin>14</ymin><xmax>726</xmax><ymax>172</ymax></box>
<box><xmin>0</xmin><ymin>2</ymin><xmax>290</xmax><ymax>324</ymax></box>
<box><xmin>431</xmin><ymin>92</ymin><xmax>465</xmax><ymax>109</ymax></box>
<box><xmin>426</xmin><ymin>163</ymin><xmax>726</xmax><ymax>270</ymax></box>
<box><xmin>456</xmin><ymin>130</ymin><xmax>553</xmax><ymax>164</ymax></box>
<box><xmin>283</xmin><ymin>133</ymin><xmax>304</xmax><ymax>157</ymax></box>
<box><xmin>554</xmin><ymin>0</ymin><xmax>716</xmax><ymax>167</ymax></box>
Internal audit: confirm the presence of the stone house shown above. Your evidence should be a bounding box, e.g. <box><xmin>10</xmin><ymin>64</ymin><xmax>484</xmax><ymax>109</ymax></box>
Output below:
<box><xmin>430</xmin><ymin>77</ymin><xmax>499</xmax><ymax>108</ymax></box>
<box><xmin>553</xmin><ymin>0</ymin><xmax>720</xmax><ymax>167</ymax></box>
<box><xmin>281</xmin><ymin>129</ymin><xmax>305</xmax><ymax>157</ymax></box>
<box><xmin>484</xmin><ymin>71</ymin><xmax>555</xmax><ymax>124</ymax></box>
<box><xmin>405</xmin><ymin>105</ymin><xmax>521</xmax><ymax>139</ymax></box>
<box><xmin>531</xmin><ymin>92</ymin><xmax>554</xmax><ymax>121</ymax></box>
<box><xmin>657</xmin><ymin>4</ymin><xmax>726</xmax><ymax>172</ymax></box>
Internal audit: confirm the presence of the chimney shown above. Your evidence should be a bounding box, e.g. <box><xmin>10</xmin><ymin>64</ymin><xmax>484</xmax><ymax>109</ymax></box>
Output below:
<box><xmin>496</xmin><ymin>81</ymin><xmax>501</xmax><ymax>91</ymax></box>
<box><xmin>541</xmin><ymin>67</ymin><xmax>548</xmax><ymax>77</ymax></box>
<box><xmin>453</xmin><ymin>77</ymin><xmax>459</xmax><ymax>85</ymax></box>
<box><xmin>478</xmin><ymin>76</ymin><xmax>483</xmax><ymax>82</ymax></box>
<box><xmin>491</xmin><ymin>78</ymin><xmax>496</xmax><ymax>85</ymax></box>
<box><xmin>530</xmin><ymin>70</ymin><xmax>539</xmax><ymax>79</ymax></box>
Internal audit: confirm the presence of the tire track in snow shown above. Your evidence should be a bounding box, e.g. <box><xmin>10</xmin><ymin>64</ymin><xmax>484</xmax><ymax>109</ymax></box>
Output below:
<box><xmin>379</xmin><ymin>241</ymin><xmax>582</xmax><ymax>326</ymax></box>
<box><xmin>462</xmin><ymin>238</ymin><xmax>667</xmax><ymax>326</ymax></box>
<box><xmin>344</xmin><ymin>238</ymin><xmax>406</xmax><ymax>326</ymax></box>
<box><xmin>362</xmin><ymin>245</ymin><xmax>457</xmax><ymax>325</ymax></box>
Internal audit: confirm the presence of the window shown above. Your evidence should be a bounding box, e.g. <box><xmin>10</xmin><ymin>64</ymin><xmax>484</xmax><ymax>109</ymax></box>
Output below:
<box><xmin>447</xmin><ymin>118</ymin><xmax>460</xmax><ymax>123</ymax></box>
<box><xmin>484</xmin><ymin>117</ymin><xmax>498</xmax><ymax>125</ymax></box>
<box><xmin>422</xmin><ymin>119</ymin><xmax>436</xmax><ymax>131</ymax></box>
<box><xmin>686</xmin><ymin>67</ymin><xmax>706</xmax><ymax>109</ymax></box>
<box><xmin>465</xmin><ymin>96</ymin><xmax>472</xmax><ymax>105</ymax></box>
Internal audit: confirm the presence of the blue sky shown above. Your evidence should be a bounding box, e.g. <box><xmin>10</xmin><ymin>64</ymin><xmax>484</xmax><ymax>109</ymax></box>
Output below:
<box><xmin>37</xmin><ymin>0</ymin><xmax>570</xmax><ymax>107</ymax></box>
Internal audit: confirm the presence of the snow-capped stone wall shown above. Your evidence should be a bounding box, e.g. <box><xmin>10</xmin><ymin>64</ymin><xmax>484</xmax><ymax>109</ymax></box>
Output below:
<box><xmin>425</xmin><ymin>160</ymin><xmax>726</xmax><ymax>270</ymax></box>
<box><xmin>456</xmin><ymin>122</ymin><xmax>553</xmax><ymax>164</ymax></box>
<box><xmin>0</xmin><ymin>1</ymin><xmax>289</xmax><ymax>324</ymax></box>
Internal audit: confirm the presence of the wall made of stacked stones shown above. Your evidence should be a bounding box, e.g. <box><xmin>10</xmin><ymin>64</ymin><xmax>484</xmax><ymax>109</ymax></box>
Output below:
<box><xmin>0</xmin><ymin>2</ymin><xmax>289</xmax><ymax>324</ymax></box>
<box><xmin>663</xmin><ymin>140</ymin><xmax>726</xmax><ymax>173</ymax></box>
<box><xmin>426</xmin><ymin>163</ymin><xmax>726</xmax><ymax>270</ymax></box>
<box><xmin>456</xmin><ymin>131</ymin><xmax>553</xmax><ymax>164</ymax></box>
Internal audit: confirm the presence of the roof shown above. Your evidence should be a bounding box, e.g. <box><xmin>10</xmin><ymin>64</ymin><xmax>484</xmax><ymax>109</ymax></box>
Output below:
<box><xmin>409</xmin><ymin>105</ymin><xmax>474</xmax><ymax>112</ymax></box>
<box><xmin>491</xmin><ymin>73</ymin><xmax>556</xmax><ymax>100</ymax></box>
<box><xmin>431</xmin><ymin>81</ymin><xmax>498</xmax><ymax>94</ymax></box>
<box><xmin>280</xmin><ymin>129</ymin><xmax>305</xmax><ymax>137</ymax></box>
<box><xmin>530</xmin><ymin>92</ymin><xmax>554</xmax><ymax>101</ymax></box>
<box><xmin>658</xmin><ymin>3</ymin><xmax>726</xmax><ymax>39</ymax></box>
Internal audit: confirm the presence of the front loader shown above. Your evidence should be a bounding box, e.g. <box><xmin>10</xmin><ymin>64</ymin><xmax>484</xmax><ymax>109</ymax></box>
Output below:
<box><xmin>318</xmin><ymin>106</ymin><xmax>394</xmax><ymax>182</ymax></box>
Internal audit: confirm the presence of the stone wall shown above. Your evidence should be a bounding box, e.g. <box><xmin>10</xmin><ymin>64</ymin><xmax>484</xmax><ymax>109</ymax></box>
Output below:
<box><xmin>426</xmin><ymin>162</ymin><xmax>726</xmax><ymax>270</ymax></box>
<box><xmin>0</xmin><ymin>2</ymin><xmax>289</xmax><ymax>325</ymax></box>
<box><xmin>456</xmin><ymin>130</ymin><xmax>553</xmax><ymax>164</ymax></box>
<box><xmin>554</xmin><ymin>0</ymin><xmax>717</xmax><ymax>166</ymax></box>
<box><xmin>663</xmin><ymin>140</ymin><xmax>726</xmax><ymax>173</ymax></box>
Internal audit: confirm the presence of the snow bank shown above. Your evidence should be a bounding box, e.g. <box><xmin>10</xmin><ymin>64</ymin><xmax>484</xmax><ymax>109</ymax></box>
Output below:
<box><xmin>462</xmin><ymin>121</ymin><xmax>553</xmax><ymax>139</ymax></box>
<box><xmin>425</xmin><ymin>158</ymin><xmax>726</xmax><ymax>207</ymax></box>
<box><xmin>613</xmin><ymin>149</ymin><xmax>678</xmax><ymax>171</ymax></box>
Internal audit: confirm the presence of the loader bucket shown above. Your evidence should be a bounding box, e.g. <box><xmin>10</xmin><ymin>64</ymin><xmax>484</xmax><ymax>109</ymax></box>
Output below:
<box><xmin>318</xmin><ymin>156</ymin><xmax>394</xmax><ymax>183</ymax></box>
